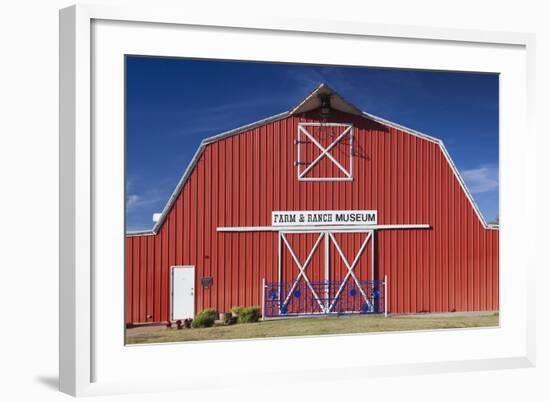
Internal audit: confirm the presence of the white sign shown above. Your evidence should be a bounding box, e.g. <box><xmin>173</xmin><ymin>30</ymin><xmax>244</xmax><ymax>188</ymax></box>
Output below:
<box><xmin>272</xmin><ymin>210</ymin><xmax>378</xmax><ymax>226</ymax></box>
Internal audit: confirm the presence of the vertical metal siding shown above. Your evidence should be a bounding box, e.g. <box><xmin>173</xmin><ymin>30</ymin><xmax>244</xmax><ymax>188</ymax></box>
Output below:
<box><xmin>125</xmin><ymin>110</ymin><xmax>499</xmax><ymax>324</ymax></box>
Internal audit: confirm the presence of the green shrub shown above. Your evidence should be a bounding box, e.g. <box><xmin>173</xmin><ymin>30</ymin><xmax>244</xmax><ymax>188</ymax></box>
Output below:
<box><xmin>240</xmin><ymin>307</ymin><xmax>260</xmax><ymax>323</ymax></box>
<box><xmin>191</xmin><ymin>308</ymin><xmax>217</xmax><ymax>328</ymax></box>
<box><xmin>231</xmin><ymin>306</ymin><xmax>260</xmax><ymax>323</ymax></box>
<box><xmin>230</xmin><ymin>306</ymin><xmax>245</xmax><ymax>317</ymax></box>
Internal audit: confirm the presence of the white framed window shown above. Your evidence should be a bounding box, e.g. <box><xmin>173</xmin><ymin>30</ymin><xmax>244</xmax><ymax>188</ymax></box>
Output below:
<box><xmin>296</xmin><ymin>122</ymin><xmax>354</xmax><ymax>181</ymax></box>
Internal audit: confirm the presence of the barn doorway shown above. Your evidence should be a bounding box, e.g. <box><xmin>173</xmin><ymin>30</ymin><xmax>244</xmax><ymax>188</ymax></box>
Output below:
<box><xmin>264</xmin><ymin>230</ymin><xmax>386</xmax><ymax>317</ymax></box>
<box><xmin>171</xmin><ymin>266</ymin><xmax>195</xmax><ymax>320</ymax></box>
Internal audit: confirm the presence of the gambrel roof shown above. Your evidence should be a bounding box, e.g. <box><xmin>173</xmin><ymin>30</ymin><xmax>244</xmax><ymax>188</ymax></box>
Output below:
<box><xmin>127</xmin><ymin>83</ymin><xmax>498</xmax><ymax>236</ymax></box>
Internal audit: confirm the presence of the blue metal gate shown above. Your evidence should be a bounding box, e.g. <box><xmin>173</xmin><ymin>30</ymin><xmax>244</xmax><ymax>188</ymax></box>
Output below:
<box><xmin>263</xmin><ymin>278</ymin><xmax>386</xmax><ymax>317</ymax></box>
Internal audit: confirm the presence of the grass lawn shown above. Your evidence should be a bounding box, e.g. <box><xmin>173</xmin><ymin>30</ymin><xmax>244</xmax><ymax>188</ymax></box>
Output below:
<box><xmin>126</xmin><ymin>312</ymin><xmax>499</xmax><ymax>344</ymax></box>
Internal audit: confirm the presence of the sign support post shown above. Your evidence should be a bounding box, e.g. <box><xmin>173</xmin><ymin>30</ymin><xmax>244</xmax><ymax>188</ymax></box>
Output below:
<box><xmin>261</xmin><ymin>277</ymin><xmax>266</xmax><ymax>321</ymax></box>
<box><xmin>384</xmin><ymin>274</ymin><xmax>388</xmax><ymax>318</ymax></box>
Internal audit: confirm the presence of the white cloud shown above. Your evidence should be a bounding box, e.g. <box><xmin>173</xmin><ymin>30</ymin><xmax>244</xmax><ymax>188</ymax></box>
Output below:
<box><xmin>126</xmin><ymin>194</ymin><xmax>141</xmax><ymax>209</ymax></box>
<box><xmin>461</xmin><ymin>165</ymin><xmax>498</xmax><ymax>194</ymax></box>
<box><xmin>126</xmin><ymin>191</ymin><xmax>164</xmax><ymax>212</ymax></box>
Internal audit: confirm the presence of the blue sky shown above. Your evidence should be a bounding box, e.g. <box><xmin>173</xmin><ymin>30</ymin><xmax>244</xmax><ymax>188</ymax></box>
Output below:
<box><xmin>126</xmin><ymin>56</ymin><xmax>499</xmax><ymax>231</ymax></box>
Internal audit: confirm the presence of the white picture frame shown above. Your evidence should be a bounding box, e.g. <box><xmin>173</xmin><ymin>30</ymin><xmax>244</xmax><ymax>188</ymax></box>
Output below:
<box><xmin>59</xmin><ymin>4</ymin><xmax>536</xmax><ymax>397</ymax></box>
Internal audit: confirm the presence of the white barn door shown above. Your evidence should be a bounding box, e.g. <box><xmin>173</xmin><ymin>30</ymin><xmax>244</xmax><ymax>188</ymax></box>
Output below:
<box><xmin>171</xmin><ymin>266</ymin><xmax>195</xmax><ymax>320</ymax></box>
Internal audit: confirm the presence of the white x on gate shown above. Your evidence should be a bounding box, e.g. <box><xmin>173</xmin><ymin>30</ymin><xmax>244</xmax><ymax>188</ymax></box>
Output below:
<box><xmin>326</xmin><ymin>231</ymin><xmax>372</xmax><ymax>313</ymax></box>
<box><xmin>297</xmin><ymin>123</ymin><xmax>353</xmax><ymax>180</ymax></box>
<box><xmin>280</xmin><ymin>232</ymin><xmax>326</xmax><ymax>313</ymax></box>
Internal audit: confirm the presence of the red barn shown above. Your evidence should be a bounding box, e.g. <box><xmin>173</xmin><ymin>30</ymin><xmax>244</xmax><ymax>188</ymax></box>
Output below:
<box><xmin>126</xmin><ymin>84</ymin><xmax>499</xmax><ymax>325</ymax></box>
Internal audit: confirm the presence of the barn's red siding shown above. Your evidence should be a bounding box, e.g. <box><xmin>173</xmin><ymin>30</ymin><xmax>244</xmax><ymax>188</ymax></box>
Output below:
<box><xmin>126</xmin><ymin>110</ymin><xmax>499</xmax><ymax>324</ymax></box>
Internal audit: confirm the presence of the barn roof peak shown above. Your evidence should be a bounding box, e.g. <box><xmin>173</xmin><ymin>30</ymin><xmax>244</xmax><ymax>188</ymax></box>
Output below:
<box><xmin>127</xmin><ymin>83</ymin><xmax>497</xmax><ymax>236</ymax></box>
<box><xmin>290</xmin><ymin>83</ymin><xmax>364</xmax><ymax>117</ymax></box>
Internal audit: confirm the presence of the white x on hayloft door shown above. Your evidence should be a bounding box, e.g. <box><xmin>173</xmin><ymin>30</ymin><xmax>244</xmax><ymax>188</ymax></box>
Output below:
<box><xmin>171</xmin><ymin>266</ymin><xmax>195</xmax><ymax>320</ymax></box>
<box><xmin>296</xmin><ymin>123</ymin><xmax>353</xmax><ymax>181</ymax></box>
